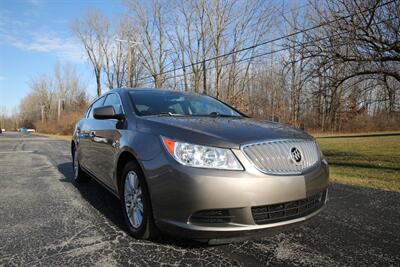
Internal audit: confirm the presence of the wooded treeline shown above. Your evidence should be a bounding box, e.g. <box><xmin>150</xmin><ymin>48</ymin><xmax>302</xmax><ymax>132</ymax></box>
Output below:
<box><xmin>12</xmin><ymin>64</ymin><xmax>87</xmax><ymax>134</ymax></box>
<box><xmin>5</xmin><ymin>0</ymin><xmax>399</xmax><ymax>134</ymax></box>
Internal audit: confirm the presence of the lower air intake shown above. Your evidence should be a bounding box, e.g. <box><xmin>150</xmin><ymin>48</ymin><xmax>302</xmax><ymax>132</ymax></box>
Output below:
<box><xmin>251</xmin><ymin>190</ymin><xmax>326</xmax><ymax>225</ymax></box>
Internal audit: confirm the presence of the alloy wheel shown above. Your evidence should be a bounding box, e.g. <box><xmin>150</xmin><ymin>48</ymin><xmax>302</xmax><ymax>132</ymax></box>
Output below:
<box><xmin>73</xmin><ymin>149</ymin><xmax>79</xmax><ymax>180</ymax></box>
<box><xmin>124</xmin><ymin>171</ymin><xmax>144</xmax><ymax>229</ymax></box>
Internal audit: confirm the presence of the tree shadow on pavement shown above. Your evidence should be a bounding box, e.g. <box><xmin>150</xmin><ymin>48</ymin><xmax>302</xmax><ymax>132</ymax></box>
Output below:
<box><xmin>57</xmin><ymin>162</ymin><xmax>210</xmax><ymax>249</ymax></box>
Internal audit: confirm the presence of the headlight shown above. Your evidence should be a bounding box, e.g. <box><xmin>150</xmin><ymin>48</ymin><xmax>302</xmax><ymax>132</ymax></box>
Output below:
<box><xmin>161</xmin><ymin>137</ymin><xmax>243</xmax><ymax>170</ymax></box>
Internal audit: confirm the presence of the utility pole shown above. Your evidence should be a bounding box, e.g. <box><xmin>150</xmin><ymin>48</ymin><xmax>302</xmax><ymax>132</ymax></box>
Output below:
<box><xmin>57</xmin><ymin>98</ymin><xmax>65</xmax><ymax>121</ymax></box>
<box><xmin>0</xmin><ymin>106</ymin><xmax>6</xmax><ymax>130</ymax></box>
<box><xmin>115</xmin><ymin>38</ymin><xmax>141</xmax><ymax>88</ymax></box>
<box><xmin>40</xmin><ymin>105</ymin><xmax>45</xmax><ymax>123</ymax></box>
<box><xmin>127</xmin><ymin>45</ymin><xmax>132</xmax><ymax>87</ymax></box>
<box><xmin>203</xmin><ymin>59</ymin><xmax>207</xmax><ymax>94</ymax></box>
<box><xmin>0</xmin><ymin>112</ymin><xmax>4</xmax><ymax>130</ymax></box>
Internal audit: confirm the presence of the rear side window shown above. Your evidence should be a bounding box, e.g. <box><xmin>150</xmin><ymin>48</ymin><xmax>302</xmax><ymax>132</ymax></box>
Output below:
<box><xmin>104</xmin><ymin>93</ymin><xmax>123</xmax><ymax>114</ymax></box>
<box><xmin>87</xmin><ymin>96</ymin><xmax>105</xmax><ymax>119</ymax></box>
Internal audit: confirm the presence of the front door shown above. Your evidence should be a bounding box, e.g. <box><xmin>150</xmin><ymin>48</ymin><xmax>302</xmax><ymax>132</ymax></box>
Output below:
<box><xmin>88</xmin><ymin>93</ymin><xmax>125</xmax><ymax>189</ymax></box>
<box><xmin>79</xmin><ymin>96</ymin><xmax>105</xmax><ymax>171</ymax></box>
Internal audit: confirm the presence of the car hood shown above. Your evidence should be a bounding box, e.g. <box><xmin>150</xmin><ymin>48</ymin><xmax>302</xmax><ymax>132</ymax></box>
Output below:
<box><xmin>138</xmin><ymin>116</ymin><xmax>313</xmax><ymax>149</ymax></box>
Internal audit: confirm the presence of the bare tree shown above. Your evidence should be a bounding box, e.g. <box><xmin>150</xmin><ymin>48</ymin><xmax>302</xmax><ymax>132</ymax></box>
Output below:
<box><xmin>19</xmin><ymin>64</ymin><xmax>88</xmax><ymax>129</ymax></box>
<box><xmin>302</xmin><ymin>0</ymin><xmax>400</xmax><ymax>130</ymax></box>
<box><xmin>281</xmin><ymin>8</ymin><xmax>314</xmax><ymax>126</ymax></box>
<box><xmin>63</xmin><ymin>0</ymin><xmax>399</xmax><ymax>133</ymax></box>
<box><xmin>71</xmin><ymin>11</ymin><xmax>109</xmax><ymax>96</ymax></box>
<box><xmin>125</xmin><ymin>0</ymin><xmax>169</xmax><ymax>88</ymax></box>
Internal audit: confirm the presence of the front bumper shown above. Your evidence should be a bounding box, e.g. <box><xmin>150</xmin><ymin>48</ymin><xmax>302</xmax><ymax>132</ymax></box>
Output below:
<box><xmin>158</xmin><ymin>203</ymin><xmax>326</xmax><ymax>244</ymax></box>
<box><xmin>143</xmin><ymin>148</ymin><xmax>329</xmax><ymax>240</ymax></box>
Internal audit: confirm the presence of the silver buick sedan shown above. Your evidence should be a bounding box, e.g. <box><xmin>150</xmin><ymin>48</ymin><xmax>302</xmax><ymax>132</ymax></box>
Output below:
<box><xmin>72</xmin><ymin>88</ymin><xmax>329</xmax><ymax>244</ymax></box>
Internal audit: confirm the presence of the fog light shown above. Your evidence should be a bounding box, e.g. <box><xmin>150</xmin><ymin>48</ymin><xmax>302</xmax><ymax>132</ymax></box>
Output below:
<box><xmin>190</xmin><ymin>209</ymin><xmax>233</xmax><ymax>224</ymax></box>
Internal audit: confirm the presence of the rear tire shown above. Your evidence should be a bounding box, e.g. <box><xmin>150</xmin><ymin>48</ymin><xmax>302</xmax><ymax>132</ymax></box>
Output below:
<box><xmin>72</xmin><ymin>146</ymin><xmax>90</xmax><ymax>182</ymax></box>
<box><xmin>120</xmin><ymin>161</ymin><xmax>158</xmax><ymax>240</ymax></box>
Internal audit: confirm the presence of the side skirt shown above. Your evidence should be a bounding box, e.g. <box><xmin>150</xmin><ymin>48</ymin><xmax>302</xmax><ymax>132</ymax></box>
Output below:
<box><xmin>81</xmin><ymin>165</ymin><xmax>120</xmax><ymax>199</ymax></box>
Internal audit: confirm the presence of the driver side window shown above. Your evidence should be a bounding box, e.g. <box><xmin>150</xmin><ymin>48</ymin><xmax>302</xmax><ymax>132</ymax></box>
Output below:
<box><xmin>87</xmin><ymin>96</ymin><xmax>105</xmax><ymax>119</ymax></box>
<box><xmin>103</xmin><ymin>93</ymin><xmax>123</xmax><ymax>114</ymax></box>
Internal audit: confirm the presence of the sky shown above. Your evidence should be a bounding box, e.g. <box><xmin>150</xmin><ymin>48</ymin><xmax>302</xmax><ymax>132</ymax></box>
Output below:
<box><xmin>0</xmin><ymin>0</ymin><xmax>308</xmax><ymax>114</ymax></box>
<box><xmin>0</xmin><ymin>0</ymin><xmax>125</xmax><ymax>113</ymax></box>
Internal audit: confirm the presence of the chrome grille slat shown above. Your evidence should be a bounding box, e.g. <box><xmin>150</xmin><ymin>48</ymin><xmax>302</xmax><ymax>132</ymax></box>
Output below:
<box><xmin>241</xmin><ymin>139</ymin><xmax>319</xmax><ymax>175</ymax></box>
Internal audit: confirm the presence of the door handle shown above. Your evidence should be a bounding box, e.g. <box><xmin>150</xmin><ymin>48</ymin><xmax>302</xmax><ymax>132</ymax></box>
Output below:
<box><xmin>112</xmin><ymin>140</ymin><xmax>120</xmax><ymax>148</ymax></box>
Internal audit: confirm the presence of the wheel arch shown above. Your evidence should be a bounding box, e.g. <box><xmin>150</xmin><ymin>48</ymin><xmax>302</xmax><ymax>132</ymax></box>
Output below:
<box><xmin>115</xmin><ymin>149</ymin><xmax>146</xmax><ymax>197</ymax></box>
<box><xmin>71</xmin><ymin>140</ymin><xmax>76</xmax><ymax>155</ymax></box>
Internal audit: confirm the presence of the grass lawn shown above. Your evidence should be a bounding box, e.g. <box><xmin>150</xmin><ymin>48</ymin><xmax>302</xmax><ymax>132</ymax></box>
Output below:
<box><xmin>317</xmin><ymin>133</ymin><xmax>400</xmax><ymax>192</ymax></box>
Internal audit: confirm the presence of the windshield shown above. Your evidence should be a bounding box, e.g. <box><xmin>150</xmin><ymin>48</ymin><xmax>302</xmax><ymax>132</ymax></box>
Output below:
<box><xmin>129</xmin><ymin>90</ymin><xmax>242</xmax><ymax>117</ymax></box>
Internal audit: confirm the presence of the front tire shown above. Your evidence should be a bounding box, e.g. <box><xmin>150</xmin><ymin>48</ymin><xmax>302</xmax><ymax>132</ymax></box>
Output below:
<box><xmin>72</xmin><ymin>146</ymin><xmax>90</xmax><ymax>182</ymax></box>
<box><xmin>120</xmin><ymin>161</ymin><xmax>158</xmax><ymax>240</ymax></box>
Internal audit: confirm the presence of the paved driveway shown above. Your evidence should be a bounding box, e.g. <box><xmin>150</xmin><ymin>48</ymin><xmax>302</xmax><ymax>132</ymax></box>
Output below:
<box><xmin>0</xmin><ymin>132</ymin><xmax>399</xmax><ymax>266</ymax></box>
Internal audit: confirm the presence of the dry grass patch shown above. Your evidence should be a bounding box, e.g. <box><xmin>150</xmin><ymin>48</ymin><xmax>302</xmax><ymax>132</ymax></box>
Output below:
<box><xmin>317</xmin><ymin>134</ymin><xmax>400</xmax><ymax>192</ymax></box>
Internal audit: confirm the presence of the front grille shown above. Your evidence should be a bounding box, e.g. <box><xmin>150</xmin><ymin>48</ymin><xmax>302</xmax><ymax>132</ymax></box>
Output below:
<box><xmin>251</xmin><ymin>190</ymin><xmax>326</xmax><ymax>225</ymax></box>
<box><xmin>242</xmin><ymin>139</ymin><xmax>320</xmax><ymax>175</ymax></box>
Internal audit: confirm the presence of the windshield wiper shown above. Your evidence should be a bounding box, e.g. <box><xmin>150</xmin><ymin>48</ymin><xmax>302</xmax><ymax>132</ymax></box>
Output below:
<box><xmin>158</xmin><ymin>112</ymin><xmax>185</xmax><ymax>117</ymax></box>
<box><xmin>156</xmin><ymin>112</ymin><xmax>241</xmax><ymax>117</ymax></box>
<box><xmin>208</xmin><ymin>112</ymin><xmax>241</xmax><ymax>118</ymax></box>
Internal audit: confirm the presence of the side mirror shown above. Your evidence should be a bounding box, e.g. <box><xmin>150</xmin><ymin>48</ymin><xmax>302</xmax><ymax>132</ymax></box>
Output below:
<box><xmin>93</xmin><ymin>105</ymin><xmax>125</xmax><ymax>120</ymax></box>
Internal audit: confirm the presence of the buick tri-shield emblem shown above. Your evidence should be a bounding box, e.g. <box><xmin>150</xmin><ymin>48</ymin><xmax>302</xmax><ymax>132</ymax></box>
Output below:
<box><xmin>290</xmin><ymin>147</ymin><xmax>302</xmax><ymax>164</ymax></box>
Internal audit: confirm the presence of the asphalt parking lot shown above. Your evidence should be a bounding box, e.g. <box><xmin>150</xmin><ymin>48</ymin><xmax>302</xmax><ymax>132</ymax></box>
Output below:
<box><xmin>0</xmin><ymin>132</ymin><xmax>399</xmax><ymax>266</ymax></box>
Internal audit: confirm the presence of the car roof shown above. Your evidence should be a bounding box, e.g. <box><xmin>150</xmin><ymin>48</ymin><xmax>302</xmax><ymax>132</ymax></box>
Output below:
<box><xmin>89</xmin><ymin>88</ymin><xmax>196</xmax><ymax>106</ymax></box>
<box><xmin>113</xmin><ymin>88</ymin><xmax>189</xmax><ymax>94</ymax></box>
<box><xmin>112</xmin><ymin>88</ymin><xmax>207</xmax><ymax>98</ymax></box>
